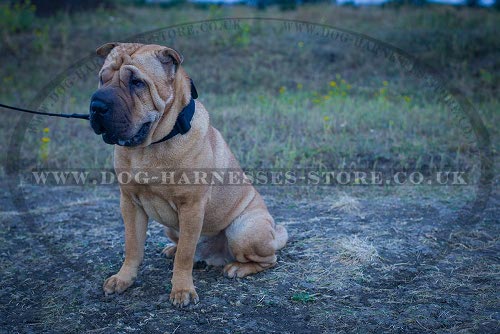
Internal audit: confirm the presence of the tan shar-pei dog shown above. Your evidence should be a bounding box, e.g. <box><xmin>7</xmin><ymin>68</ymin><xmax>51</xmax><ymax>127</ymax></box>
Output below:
<box><xmin>89</xmin><ymin>42</ymin><xmax>288</xmax><ymax>307</ymax></box>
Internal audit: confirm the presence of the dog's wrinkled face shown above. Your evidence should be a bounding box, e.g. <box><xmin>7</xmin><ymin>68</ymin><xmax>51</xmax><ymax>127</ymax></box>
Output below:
<box><xmin>89</xmin><ymin>43</ymin><xmax>182</xmax><ymax>146</ymax></box>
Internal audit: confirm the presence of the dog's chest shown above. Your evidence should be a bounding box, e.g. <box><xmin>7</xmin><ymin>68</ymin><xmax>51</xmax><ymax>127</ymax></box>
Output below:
<box><xmin>134</xmin><ymin>192</ymin><xmax>179</xmax><ymax>228</ymax></box>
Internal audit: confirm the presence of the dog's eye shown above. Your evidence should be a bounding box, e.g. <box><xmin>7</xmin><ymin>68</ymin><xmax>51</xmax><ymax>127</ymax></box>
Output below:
<box><xmin>130</xmin><ymin>77</ymin><xmax>145</xmax><ymax>88</ymax></box>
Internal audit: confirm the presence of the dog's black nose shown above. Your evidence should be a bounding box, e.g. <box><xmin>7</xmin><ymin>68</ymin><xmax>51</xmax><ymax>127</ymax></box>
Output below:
<box><xmin>90</xmin><ymin>99</ymin><xmax>109</xmax><ymax>115</ymax></box>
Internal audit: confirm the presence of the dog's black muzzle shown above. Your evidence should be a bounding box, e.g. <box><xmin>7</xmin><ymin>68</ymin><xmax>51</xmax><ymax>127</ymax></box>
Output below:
<box><xmin>89</xmin><ymin>88</ymin><xmax>132</xmax><ymax>145</ymax></box>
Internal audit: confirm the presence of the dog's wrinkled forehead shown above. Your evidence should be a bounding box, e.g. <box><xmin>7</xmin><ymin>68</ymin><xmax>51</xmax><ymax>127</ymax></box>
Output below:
<box><xmin>97</xmin><ymin>42</ymin><xmax>182</xmax><ymax>89</ymax></box>
<box><xmin>103</xmin><ymin>43</ymin><xmax>143</xmax><ymax>70</ymax></box>
<box><xmin>100</xmin><ymin>43</ymin><xmax>172</xmax><ymax>83</ymax></box>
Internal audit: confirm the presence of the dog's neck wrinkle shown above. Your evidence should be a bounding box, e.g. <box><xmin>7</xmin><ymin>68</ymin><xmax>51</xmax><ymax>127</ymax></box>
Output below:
<box><xmin>150</xmin><ymin>72</ymin><xmax>191</xmax><ymax>143</ymax></box>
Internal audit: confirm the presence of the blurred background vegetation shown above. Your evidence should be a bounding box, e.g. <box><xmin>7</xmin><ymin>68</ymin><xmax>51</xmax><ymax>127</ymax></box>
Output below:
<box><xmin>0</xmin><ymin>0</ymin><xmax>497</xmax><ymax>185</ymax></box>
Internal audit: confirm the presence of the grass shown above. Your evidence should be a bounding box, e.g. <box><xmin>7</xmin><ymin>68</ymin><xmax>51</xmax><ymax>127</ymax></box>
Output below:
<box><xmin>291</xmin><ymin>291</ymin><xmax>316</xmax><ymax>303</ymax></box>
<box><xmin>329</xmin><ymin>193</ymin><xmax>362</xmax><ymax>215</ymax></box>
<box><xmin>0</xmin><ymin>4</ymin><xmax>497</xmax><ymax>184</ymax></box>
<box><xmin>335</xmin><ymin>235</ymin><xmax>380</xmax><ymax>265</ymax></box>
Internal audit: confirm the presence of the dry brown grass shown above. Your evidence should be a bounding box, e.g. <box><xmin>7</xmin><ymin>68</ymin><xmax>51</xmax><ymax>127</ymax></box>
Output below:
<box><xmin>335</xmin><ymin>235</ymin><xmax>380</xmax><ymax>265</ymax></box>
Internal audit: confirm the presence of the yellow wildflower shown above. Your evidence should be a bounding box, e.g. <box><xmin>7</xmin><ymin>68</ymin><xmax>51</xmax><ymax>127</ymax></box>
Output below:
<box><xmin>41</xmin><ymin>137</ymin><xmax>50</xmax><ymax>143</ymax></box>
<box><xmin>329</xmin><ymin>81</ymin><xmax>337</xmax><ymax>87</ymax></box>
<box><xmin>279</xmin><ymin>86</ymin><xmax>286</xmax><ymax>94</ymax></box>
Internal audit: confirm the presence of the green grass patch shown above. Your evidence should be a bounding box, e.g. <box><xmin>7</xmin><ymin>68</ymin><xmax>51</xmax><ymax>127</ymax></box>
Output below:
<box><xmin>291</xmin><ymin>291</ymin><xmax>316</xmax><ymax>303</ymax></box>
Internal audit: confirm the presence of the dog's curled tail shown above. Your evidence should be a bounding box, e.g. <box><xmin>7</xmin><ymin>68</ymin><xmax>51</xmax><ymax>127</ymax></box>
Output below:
<box><xmin>274</xmin><ymin>224</ymin><xmax>288</xmax><ymax>250</ymax></box>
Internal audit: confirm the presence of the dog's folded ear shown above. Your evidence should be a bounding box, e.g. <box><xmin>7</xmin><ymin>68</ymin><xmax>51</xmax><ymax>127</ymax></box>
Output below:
<box><xmin>155</xmin><ymin>47</ymin><xmax>183</xmax><ymax>67</ymax></box>
<box><xmin>96</xmin><ymin>42</ymin><xmax>120</xmax><ymax>58</ymax></box>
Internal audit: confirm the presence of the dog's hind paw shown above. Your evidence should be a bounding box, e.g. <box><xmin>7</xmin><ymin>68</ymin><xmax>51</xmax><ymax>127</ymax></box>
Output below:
<box><xmin>162</xmin><ymin>245</ymin><xmax>177</xmax><ymax>258</ymax></box>
<box><xmin>223</xmin><ymin>261</ymin><xmax>276</xmax><ymax>278</ymax></box>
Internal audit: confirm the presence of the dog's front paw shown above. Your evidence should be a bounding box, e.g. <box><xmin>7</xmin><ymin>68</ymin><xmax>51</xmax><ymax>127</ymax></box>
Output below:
<box><xmin>103</xmin><ymin>274</ymin><xmax>134</xmax><ymax>295</ymax></box>
<box><xmin>169</xmin><ymin>285</ymin><xmax>199</xmax><ymax>307</ymax></box>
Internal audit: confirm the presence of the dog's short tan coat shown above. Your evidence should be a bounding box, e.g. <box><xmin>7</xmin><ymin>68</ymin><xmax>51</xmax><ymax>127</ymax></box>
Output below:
<box><xmin>95</xmin><ymin>43</ymin><xmax>287</xmax><ymax>307</ymax></box>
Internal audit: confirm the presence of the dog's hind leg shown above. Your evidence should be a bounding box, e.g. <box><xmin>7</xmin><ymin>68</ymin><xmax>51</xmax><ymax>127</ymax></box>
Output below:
<box><xmin>223</xmin><ymin>211</ymin><xmax>288</xmax><ymax>278</ymax></box>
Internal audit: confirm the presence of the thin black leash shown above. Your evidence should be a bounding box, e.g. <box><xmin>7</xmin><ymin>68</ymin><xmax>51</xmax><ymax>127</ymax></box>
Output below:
<box><xmin>0</xmin><ymin>79</ymin><xmax>198</xmax><ymax>122</ymax></box>
<box><xmin>0</xmin><ymin>103</ymin><xmax>90</xmax><ymax>120</ymax></box>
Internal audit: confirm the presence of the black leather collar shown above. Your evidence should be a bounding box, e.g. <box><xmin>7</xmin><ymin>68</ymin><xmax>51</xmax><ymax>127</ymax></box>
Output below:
<box><xmin>152</xmin><ymin>79</ymin><xmax>198</xmax><ymax>145</ymax></box>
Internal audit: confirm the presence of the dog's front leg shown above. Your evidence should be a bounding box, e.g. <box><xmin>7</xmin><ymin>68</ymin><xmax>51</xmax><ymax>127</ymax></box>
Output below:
<box><xmin>169</xmin><ymin>198</ymin><xmax>205</xmax><ymax>307</ymax></box>
<box><xmin>103</xmin><ymin>193</ymin><xmax>148</xmax><ymax>295</ymax></box>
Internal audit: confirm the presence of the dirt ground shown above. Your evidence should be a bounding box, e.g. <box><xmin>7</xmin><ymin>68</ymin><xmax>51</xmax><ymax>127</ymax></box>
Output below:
<box><xmin>0</xmin><ymin>180</ymin><xmax>498</xmax><ymax>333</ymax></box>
